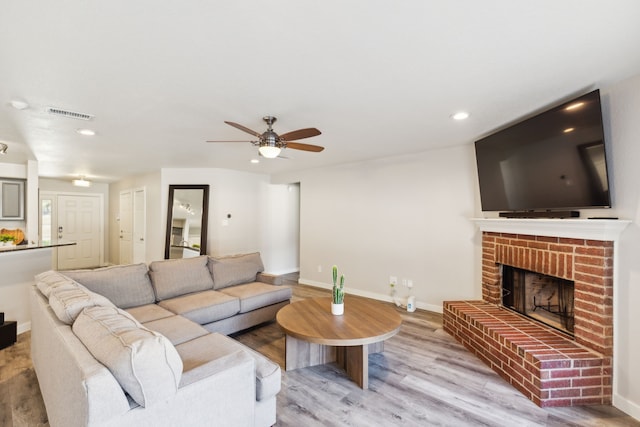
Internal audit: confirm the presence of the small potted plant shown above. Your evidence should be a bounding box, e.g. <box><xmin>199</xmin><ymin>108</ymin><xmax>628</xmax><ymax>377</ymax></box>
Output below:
<box><xmin>331</xmin><ymin>265</ymin><xmax>345</xmax><ymax>315</ymax></box>
<box><xmin>0</xmin><ymin>234</ymin><xmax>15</xmax><ymax>247</ymax></box>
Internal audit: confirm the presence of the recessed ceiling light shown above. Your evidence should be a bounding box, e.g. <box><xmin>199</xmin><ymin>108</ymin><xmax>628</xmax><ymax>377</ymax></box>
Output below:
<box><xmin>250</xmin><ymin>159</ymin><xmax>260</xmax><ymax>164</ymax></box>
<box><xmin>565</xmin><ymin>102</ymin><xmax>584</xmax><ymax>111</ymax></box>
<box><xmin>563</xmin><ymin>127</ymin><xmax>575</xmax><ymax>133</ymax></box>
<box><xmin>76</xmin><ymin>129</ymin><xmax>96</xmax><ymax>136</ymax></box>
<box><xmin>451</xmin><ymin>111</ymin><xmax>470</xmax><ymax>120</ymax></box>
<box><xmin>10</xmin><ymin>100</ymin><xmax>29</xmax><ymax>110</ymax></box>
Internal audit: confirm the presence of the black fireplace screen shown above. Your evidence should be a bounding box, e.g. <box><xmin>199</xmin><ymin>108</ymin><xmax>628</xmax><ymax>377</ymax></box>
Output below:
<box><xmin>502</xmin><ymin>265</ymin><xmax>575</xmax><ymax>335</ymax></box>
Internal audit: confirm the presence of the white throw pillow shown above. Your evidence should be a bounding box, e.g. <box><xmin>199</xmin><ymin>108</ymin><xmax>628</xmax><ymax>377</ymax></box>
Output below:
<box><xmin>48</xmin><ymin>285</ymin><xmax>115</xmax><ymax>325</ymax></box>
<box><xmin>35</xmin><ymin>270</ymin><xmax>81</xmax><ymax>298</ymax></box>
<box><xmin>72</xmin><ymin>305</ymin><xmax>183</xmax><ymax>407</ymax></box>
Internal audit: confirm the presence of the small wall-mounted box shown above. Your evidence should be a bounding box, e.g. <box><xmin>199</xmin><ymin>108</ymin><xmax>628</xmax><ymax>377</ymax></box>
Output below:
<box><xmin>0</xmin><ymin>320</ymin><xmax>17</xmax><ymax>350</ymax></box>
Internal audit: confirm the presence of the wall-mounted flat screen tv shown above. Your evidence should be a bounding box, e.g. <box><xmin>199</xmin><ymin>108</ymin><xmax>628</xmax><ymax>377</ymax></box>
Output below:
<box><xmin>474</xmin><ymin>89</ymin><xmax>611</xmax><ymax>212</ymax></box>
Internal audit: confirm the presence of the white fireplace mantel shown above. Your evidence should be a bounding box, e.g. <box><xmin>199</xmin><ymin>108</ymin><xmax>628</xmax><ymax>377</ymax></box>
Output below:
<box><xmin>472</xmin><ymin>218</ymin><xmax>631</xmax><ymax>241</ymax></box>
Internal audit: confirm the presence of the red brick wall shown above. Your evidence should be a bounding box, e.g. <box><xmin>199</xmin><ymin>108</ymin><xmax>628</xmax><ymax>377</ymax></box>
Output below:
<box><xmin>443</xmin><ymin>301</ymin><xmax>612</xmax><ymax>407</ymax></box>
<box><xmin>481</xmin><ymin>232</ymin><xmax>614</xmax><ymax>356</ymax></box>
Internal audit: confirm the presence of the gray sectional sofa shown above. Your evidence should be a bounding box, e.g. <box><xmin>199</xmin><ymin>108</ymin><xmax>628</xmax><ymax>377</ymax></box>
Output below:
<box><xmin>30</xmin><ymin>253</ymin><xmax>291</xmax><ymax>427</ymax></box>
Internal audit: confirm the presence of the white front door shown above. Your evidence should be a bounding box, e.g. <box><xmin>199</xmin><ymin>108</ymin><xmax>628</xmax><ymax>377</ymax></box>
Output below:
<box><xmin>57</xmin><ymin>194</ymin><xmax>102</xmax><ymax>270</ymax></box>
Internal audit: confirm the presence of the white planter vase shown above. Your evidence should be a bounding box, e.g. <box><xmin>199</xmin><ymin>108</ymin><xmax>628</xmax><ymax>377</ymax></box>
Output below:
<box><xmin>331</xmin><ymin>303</ymin><xmax>344</xmax><ymax>316</ymax></box>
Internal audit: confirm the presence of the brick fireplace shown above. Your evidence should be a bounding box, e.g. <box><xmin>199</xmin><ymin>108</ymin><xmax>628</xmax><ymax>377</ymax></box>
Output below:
<box><xmin>443</xmin><ymin>218</ymin><xmax>628</xmax><ymax>407</ymax></box>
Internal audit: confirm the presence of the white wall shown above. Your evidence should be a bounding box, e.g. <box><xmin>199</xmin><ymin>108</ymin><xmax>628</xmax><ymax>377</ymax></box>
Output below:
<box><xmin>260</xmin><ymin>183</ymin><xmax>300</xmax><ymax>275</ymax></box>
<box><xmin>274</xmin><ymin>144</ymin><xmax>479</xmax><ymax>312</ymax></box>
<box><xmin>600</xmin><ymin>74</ymin><xmax>640</xmax><ymax>418</ymax></box>
<box><xmin>160</xmin><ymin>168</ymin><xmax>266</xmax><ymax>259</ymax></box>
<box><xmin>0</xmin><ymin>248</ymin><xmax>51</xmax><ymax>333</ymax></box>
<box><xmin>109</xmin><ymin>168</ymin><xmax>299</xmax><ymax>273</ymax></box>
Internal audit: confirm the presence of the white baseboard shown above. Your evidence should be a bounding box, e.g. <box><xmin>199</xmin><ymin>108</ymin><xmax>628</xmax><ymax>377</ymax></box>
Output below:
<box><xmin>614</xmin><ymin>393</ymin><xmax>640</xmax><ymax>421</ymax></box>
<box><xmin>266</xmin><ymin>268</ymin><xmax>300</xmax><ymax>276</ymax></box>
<box><xmin>298</xmin><ymin>278</ymin><xmax>443</xmax><ymax>314</ymax></box>
<box><xmin>17</xmin><ymin>321</ymin><xmax>31</xmax><ymax>335</ymax></box>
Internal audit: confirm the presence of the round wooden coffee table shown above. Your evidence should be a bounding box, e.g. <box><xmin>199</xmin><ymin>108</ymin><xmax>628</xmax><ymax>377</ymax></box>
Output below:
<box><xmin>276</xmin><ymin>296</ymin><xmax>402</xmax><ymax>389</ymax></box>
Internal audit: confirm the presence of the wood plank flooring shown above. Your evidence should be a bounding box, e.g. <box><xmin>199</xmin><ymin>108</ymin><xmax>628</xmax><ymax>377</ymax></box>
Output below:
<box><xmin>1</xmin><ymin>273</ymin><xmax>638</xmax><ymax>426</ymax></box>
<box><xmin>233</xmin><ymin>275</ymin><xmax>639</xmax><ymax>427</ymax></box>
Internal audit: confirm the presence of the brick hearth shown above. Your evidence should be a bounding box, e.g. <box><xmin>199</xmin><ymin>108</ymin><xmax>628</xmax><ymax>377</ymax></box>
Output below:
<box><xmin>444</xmin><ymin>230</ymin><xmax>614</xmax><ymax>407</ymax></box>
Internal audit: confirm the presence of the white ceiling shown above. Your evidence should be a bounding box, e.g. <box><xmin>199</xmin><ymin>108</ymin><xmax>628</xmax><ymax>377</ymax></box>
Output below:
<box><xmin>2</xmin><ymin>1</ymin><xmax>640</xmax><ymax>183</ymax></box>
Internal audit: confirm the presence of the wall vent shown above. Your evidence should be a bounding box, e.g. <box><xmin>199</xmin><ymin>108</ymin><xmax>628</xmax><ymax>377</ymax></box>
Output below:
<box><xmin>46</xmin><ymin>107</ymin><xmax>94</xmax><ymax>121</ymax></box>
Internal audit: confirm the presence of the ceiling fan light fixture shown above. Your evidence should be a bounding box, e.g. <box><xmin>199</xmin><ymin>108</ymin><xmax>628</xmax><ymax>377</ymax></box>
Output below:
<box><xmin>258</xmin><ymin>145</ymin><xmax>281</xmax><ymax>159</ymax></box>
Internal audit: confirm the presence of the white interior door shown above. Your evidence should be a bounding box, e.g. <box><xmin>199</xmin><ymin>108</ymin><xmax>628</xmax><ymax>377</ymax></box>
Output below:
<box><xmin>57</xmin><ymin>194</ymin><xmax>102</xmax><ymax>270</ymax></box>
<box><xmin>119</xmin><ymin>190</ymin><xmax>133</xmax><ymax>264</ymax></box>
<box><xmin>132</xmin><ymin>187</ymin><xmax>146</xmax><ymax>263</ymax></box>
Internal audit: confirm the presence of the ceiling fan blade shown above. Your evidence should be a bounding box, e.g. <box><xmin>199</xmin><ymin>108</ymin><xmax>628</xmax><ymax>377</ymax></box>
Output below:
<box><xmin>224</xmin><ymin>121</ymin><xmax>262</xmax><ymax>138</ymax></box>
<box><xmin>279</xmin><ymin>128</ymin><xmax>321</xmax><ymax>141</ymax></box>
<box><xmin>286</xmin><ymin>142</ymin><xmax>325</xmax><ymax>152</ymax></box>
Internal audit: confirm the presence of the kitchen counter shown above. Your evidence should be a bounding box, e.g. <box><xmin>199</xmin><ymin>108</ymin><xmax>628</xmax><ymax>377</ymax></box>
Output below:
<box><xmin>0</xmin><ymin>240</ymin><xmax>76</xmax><ymax>254</ymax></box>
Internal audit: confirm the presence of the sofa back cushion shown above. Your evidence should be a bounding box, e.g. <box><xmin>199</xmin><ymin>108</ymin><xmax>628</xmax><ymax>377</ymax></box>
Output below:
<box><xmin>208</xmin><ymin>252</ymin><xmax>264</xmax><ymax>290</ymax></box>
<box><xmin>149</xmin><ymin>255</ymin><xmax>214</xmax><ymax>301</ymax></box>
<box><xmin>72</xmin><ymin>305</ymin><xmax>183</xmax><ymax>408</ymax></box>
<box><xmin>62</xmin><ymin>264</ymin><xmax>156</xmax><ymax>309</ymax></box>
<box><xmin>48</xmin><ymin>283</ymin><xmax>115</xmax><ymax>325</ymax></box>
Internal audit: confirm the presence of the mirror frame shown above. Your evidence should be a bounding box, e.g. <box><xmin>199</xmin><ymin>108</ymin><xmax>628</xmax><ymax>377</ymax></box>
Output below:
<box><xmin>164</xmin><ymin>184</ymin><xmax>210</xmax><ymax>259</ymax></box>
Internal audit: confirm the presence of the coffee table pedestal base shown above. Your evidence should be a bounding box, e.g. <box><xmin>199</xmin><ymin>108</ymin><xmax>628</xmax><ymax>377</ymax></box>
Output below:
<box><xmin>284</xmin><ymin>335</ymin><xmax>384</xmax><ymax>389</ymax></box>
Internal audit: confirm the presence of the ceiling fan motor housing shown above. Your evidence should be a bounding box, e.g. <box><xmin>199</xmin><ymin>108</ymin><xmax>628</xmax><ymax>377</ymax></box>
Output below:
<box><xmin>261</xmin><ymin>130</ymin><xmax>282</xmax><ymax>148</ymax></box>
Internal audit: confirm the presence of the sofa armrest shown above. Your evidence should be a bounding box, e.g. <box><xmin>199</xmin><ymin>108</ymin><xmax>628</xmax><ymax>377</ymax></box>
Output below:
<box><xmin>256</xmin><ymin>272</ymin><xmax>283</xmax><ymax>286</ymax></box>
<box><xmin>179</xmin><ymin>349</ymin><xmax>254</xmax><ymax>388</ymax></box>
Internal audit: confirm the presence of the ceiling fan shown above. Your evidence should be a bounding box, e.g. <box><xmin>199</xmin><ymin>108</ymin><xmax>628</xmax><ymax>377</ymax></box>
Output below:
<box><xmin>207</xmin><ymin>116</ymin><xmax>324</xmax><ymax>158</ymax></box>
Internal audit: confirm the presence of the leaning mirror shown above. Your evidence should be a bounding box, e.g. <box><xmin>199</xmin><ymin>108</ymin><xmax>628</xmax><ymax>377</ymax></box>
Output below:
<box><xmin>164</xmin><ymin>185</ymin><xmax>209</xmax><ymax>259</ymax></box>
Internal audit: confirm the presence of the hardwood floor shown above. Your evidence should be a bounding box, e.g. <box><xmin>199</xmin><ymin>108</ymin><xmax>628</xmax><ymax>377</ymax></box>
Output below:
<box><xmin>1</xmin><ymin>274</ymin><xmax>638</xmax><ymax>426</ymax></box>
<box><xmin>234</xmin><ymin>275</ymin><xmax>639</xmax><ymax>427</ymax></box>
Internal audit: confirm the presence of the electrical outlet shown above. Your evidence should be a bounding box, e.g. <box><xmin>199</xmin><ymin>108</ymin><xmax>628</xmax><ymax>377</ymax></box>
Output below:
<box><xmin>402</xmin><ymin>278</ymin><xmax>407</xmax><ymax>287</ymax></box>
<box><xmin>317</xmin><ymin>265</ymin><xmax>322</xmax><ymax>273</ymax></box>
<box><xmin>389</xmin><ymin>276</ymin><xmax>398</xmax><ymax>286</ymax></box>
<box><xmin>407</xmin><ymin>279</ymin><xmax>413</xmax><ymax>288</ymax></box>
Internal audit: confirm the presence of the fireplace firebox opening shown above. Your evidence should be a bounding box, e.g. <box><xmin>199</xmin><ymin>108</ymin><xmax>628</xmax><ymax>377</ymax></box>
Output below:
<box><xmin>502</xmin><ymin>265</ymin><xmax>575</xmax><ymax>336</ymax></box>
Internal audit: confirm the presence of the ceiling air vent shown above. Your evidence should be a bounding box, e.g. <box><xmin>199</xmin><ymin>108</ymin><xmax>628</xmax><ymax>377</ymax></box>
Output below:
<box><xmin>46</xmin><ymin>107</ymin><xmax>94</xmax><ymax>121</ymax></box>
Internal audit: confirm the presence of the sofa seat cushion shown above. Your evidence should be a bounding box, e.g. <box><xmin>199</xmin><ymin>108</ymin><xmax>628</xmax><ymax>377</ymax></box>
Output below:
<box><xmin>62</xmin><ymin>263</ymin><xmax>156</xmax><ymax>309</ymax></box>
<box><xmin>175</xmin><ymin>333</ymin><xmax>280</xmax><ymax>401</ymax></box>
<box><xmin>219</xmin><ymin>282</ymin><xmax>292</xmax><ymax>313</ymax></box>
<box><xmin>142</xmin><ymin>315</ymin><xmax>209</xmax><ymax>346</ymax></box>
<box><xmin>49</xmin><ymin>283</ymin><xmax>115</xmax><ymax>325</ymax></box>
<box><xmin>208</xmin><ymin>252</ymin><xmax>265</xmax><ymax>290</ymax></box>
<box><xmin>125</xmin><ymin>303</ymin><xmax>175</xmax><ymax>323</ymax></box>
<box><xmin>72</xmin><ymin>305</ymin><xmax>183</xmax><ymax>408</ymax></box>
<box><xmin>158</xmin><ymin>290</ymin><xmax>240</xmax><ymax>325</ymax></box>
<box><xmin>149</xmin><ymin>256</ymin><xmax>214</xmax><ymax>301</ymax></box>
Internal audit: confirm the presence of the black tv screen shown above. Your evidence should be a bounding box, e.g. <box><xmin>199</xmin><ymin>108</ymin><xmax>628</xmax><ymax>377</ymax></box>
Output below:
<box><xmin>474</xmin><ymin>89</ymin><xmax>611</xmax><ymax>212</ymax></box>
